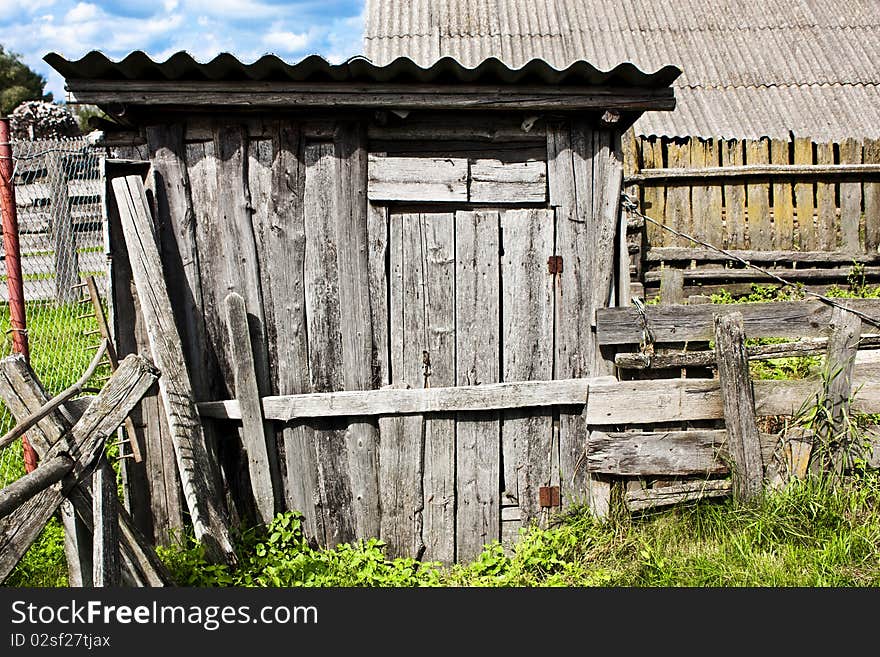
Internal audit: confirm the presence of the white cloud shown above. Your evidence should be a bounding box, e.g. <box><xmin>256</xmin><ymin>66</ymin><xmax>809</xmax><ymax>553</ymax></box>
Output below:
<box><xmin>262</xmin><ymin>30</ymin><xmax>312</xmax><ymax>54</ymax></box>
<box><xmin>64</xmin><ymin>2</ymin><xmax>98</xmax><ymax>23</ymax></box>
<box><xmin>163</xmin><ymin>0</ymin><xmax>178</xmax><ymax>11</ymax></box>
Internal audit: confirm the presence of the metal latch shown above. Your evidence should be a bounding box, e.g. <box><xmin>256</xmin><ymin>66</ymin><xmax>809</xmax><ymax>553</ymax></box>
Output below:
<box><xmin>547</xmin><ymin>256</ymin><xmax>563</xmax><ymax>275</ymax></box>
<box><xmin>539</xmin><ymin>486</ymin><xmax>561</xmax><ymax>508</ymax></box>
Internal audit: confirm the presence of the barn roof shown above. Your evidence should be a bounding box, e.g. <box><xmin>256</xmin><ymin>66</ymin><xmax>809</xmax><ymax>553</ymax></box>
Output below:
<box><xmin>45</xmin><ymin>50</ymin><xmax>678</xmax><ymax>121</ymax></box>
<box><xmin>363</xmin><ymin>0</ymin><xmax>880</xmax><ymax>142</ymax></box>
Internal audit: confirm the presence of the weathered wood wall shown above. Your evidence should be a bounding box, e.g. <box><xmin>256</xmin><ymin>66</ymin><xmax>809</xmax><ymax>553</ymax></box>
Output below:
<box><xmin>106</xmin><ymin>112</ymin><xmax>625</xmax><ymax>561</ymax></box>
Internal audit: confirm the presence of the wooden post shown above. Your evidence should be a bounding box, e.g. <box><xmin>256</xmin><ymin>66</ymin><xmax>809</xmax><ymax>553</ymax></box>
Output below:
<box><xmin>112</xmin><ymin>174</ymin><xmax>236</xmax><ymax>566</ymax></box>
<box><xmin>47</xmin><ymin>151</ymin><xmax>80</xmax><ymax>303</ymax></box>
<box><xmin>823</xmin><ymin>306</ymin><xmax>862</xmax><ymax>472</ymax></box>
<box><xmin>660</xmin><ymin>267</ymin><xmax>685</xmax><ymax>305</ymax></box>
<box><xmin>92</xmin><ymin>457</ymin><xmax>120</xmax><ymax>586</ymax></box>
<box><xmin>714</xmin><ymin>311</ymin><xmax>764</xmax><ymax>502</ymax></box>
<box><xmin>225</xmin><ymin>292</ymin><xmax>276</xmax><ymax>526</ymax></box>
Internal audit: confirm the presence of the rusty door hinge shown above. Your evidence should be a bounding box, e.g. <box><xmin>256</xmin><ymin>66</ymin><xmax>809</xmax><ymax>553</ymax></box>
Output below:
<box><xmin>539</xmin><ymin>486</ymin><xmax>561</xmax><ymax>508</ymax></box>
<box><xmin>547</xmin><ymin>255</ymin><xmax>563</xmax><ymax>275</ymax></box>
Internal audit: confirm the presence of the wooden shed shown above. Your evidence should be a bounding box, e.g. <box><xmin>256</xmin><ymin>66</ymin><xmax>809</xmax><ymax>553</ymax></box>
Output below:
<box><xmin>46</xmin><ymin>51</ymin><xmax>679</xmax><ymax>563</ymax></box>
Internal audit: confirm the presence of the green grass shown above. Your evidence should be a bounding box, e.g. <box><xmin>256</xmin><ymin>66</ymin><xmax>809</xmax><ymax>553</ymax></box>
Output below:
<box><xmin>157</xmin><ymin>472</ymin><xmax>880</xmax><ymax>587</ymax></box>
<box><xmin>0</xmin><ymin>299</ymin><xmax>110</xmax><ymax>587</ymax></box>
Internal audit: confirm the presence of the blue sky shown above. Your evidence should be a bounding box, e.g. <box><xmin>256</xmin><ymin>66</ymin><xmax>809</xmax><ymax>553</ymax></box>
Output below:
<box><xmin>0</xmin><ymin>0</ymin><xmax>366</xmax><ymax>102</ymax></box>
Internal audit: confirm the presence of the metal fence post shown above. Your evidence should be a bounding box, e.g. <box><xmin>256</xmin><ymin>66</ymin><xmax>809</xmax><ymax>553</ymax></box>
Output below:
<box><xmin>0</xmin><ymin>118</ymin><xmax>36</xmax><ymax>472</ymax></box>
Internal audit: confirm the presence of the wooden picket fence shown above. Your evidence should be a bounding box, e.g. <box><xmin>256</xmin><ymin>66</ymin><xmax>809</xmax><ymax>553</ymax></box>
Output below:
<box><xmin>623</xmin><ymin>135</ymin><xmax>880</xmax><ymax>301</ymax></box>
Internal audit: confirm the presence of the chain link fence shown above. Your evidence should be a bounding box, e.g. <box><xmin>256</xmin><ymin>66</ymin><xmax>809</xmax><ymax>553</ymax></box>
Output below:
<box><xmin>0</xmin><ymin>135</ymin><xmax>111</xmax><ymax>487</ymax></box>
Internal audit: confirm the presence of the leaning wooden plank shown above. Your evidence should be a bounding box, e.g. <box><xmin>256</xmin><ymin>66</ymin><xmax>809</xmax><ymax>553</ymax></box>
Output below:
<box><xmin>0</xmin><ymin>354</ymin><xmax>159</xmax><ymax>583</ymax></box>
<box><xmin>626</xmin><ymin>480</ymin><xmax>733</xmax><ymax>512</ymax></box>
<box><xmin>596</xmin><ymin>299</ymin><xmax>880</xmax><ymax>345</ymax></box>
<box><xmin>455</xmin><ymin>209</ymin><xmax>501</xmax><ymax>563</ymax></box>
<box><xmin>714</xmin><ymin>312</ymin><xmax>764</xmax><ymax>502</ymax></box>
<box><xmin>0</xmin><ymin>454</ymin><xmax>73</xmax><ymax>517</ymax></box>
<box><xmin>469</xmin><ymin>158</ymin><xmax>547</xmax><ymax>203</ymax></box>
<box><xmin>92</xmin><ymin>457</ymin><xmax>120</xmax><ymax>587</ymax></box>
<box><xmin>368</xmin><ymin>154</ymin><xmax>468</xmax><ymax>201</ymax></box>
<box><xmin>225</xmin><ymin>292</ymin><xmax>276</xmax><ymax>526</ymax></box>
<box><xmin>587</xmin><ymin>430</ymin><xmax>780</xmax><ymax>476</ymax></box>
<box><xmin>112</xmin><ymin>174</ymin><xmax>236</xmax><ymax>566</ymax></box>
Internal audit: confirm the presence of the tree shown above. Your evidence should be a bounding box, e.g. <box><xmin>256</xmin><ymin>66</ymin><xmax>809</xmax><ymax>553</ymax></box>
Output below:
<box><xmin>10</xmin><ymin>100</ymin><xmax>79</xmax><ymax>140</ymax></box>
<box><xmin>0</xmin><ymin>46</ymin><xmax>50</xmax><ymax>116</ymax></box>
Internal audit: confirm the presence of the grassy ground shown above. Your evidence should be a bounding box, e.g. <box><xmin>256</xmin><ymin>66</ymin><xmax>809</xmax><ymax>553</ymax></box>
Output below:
<box><xmin>157</xmin><ymin>472</ymin><xmax>880</xmax><ymax>587</ymax></box>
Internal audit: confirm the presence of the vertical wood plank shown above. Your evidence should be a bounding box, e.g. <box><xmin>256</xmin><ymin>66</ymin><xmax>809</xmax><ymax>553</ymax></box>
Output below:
<box><xmin>664</xmin><ymin>140</ymin><xmax>692</xmax><ymax>247</ymax></box>
<box><xmin>47</xmin><ymin>151</ymin><xmax>79</xmax><ymax>303</ymax></box>
<box><xmin>660</xmin><ymin>267</ymin><xmax>685</xmax><ymax>305</ymax></box>
<box><xmin>302</xmin><ymin>125</ymin><xmax>380</xmax><ymax>546</ymax></box>
<box><xmin>367</xmin><ymin>203</ymin><xmax>390</xmax><ymax>389</ymax></box>
<box><xmin>815</xmin><ymin>142</ymin><xmax>838</xmax><ymax>250</ymax></box>
<box><xmin>247</xmin><ymin>124</ymin><xmax>320</xmax><ymax>539</ymax></box>
<box><xmin>691</xmin><ymin>139</ymin><xmax>722</xmax><ymax>247</ymax></box>
<box><xmin>722</xmin><ymin>140</ymin><xmax>746</xmax><ymax>249</ymax></box>
<box><xmin>225</xmin><ymin>292</ymin><xmax>276</xmax><ymax>526</ymax></box>
<box><xmin>714</xmin><ymin>311</ymin><xmax>763</xmax><ymax>502</ymax></box>
<box><xmin>641</xmin><ymin>138</ymin><xmax>666</xmax><ymax>247</ymax></box>
<box><xmin>745</xmin><ymin>139</ymin><xmax>772</xmax><ymax>249</ymax></box>
<box><xmin>501</xmin><ymin>209</ymin><xmax>554</xmax><ymax>528</ymax></box>
<box><xmin>455</xmin><ymin>209</ymin><xmax>500</xmax><ymax>562</ymax></box>
<box><xmin>770</xmin><ymin>139</ymin><xmax>795</xmax><ymax>249</ymax></box>
<box><xmin>384</xmin><ymin>211</ymin><xmax>455</xmax><ymax>561</ymax></box>
<box><xmin>334</xmin><ymin>123</ymin><xmax>381</xmax><ymax>542</ymax></box>
<box><xmin>303</xmin><ymin>139</ymin><xmax>354</xmax><ymax>547</ymax></box>
<box><xmin>92</xmin><ymin>458</ymin><xmax>120</xmax><ymax>587</ymax></box>
<box><xmin>824</xmin><ymin>306</ymin><xmax>862</xmax><ymax>472</ymax></box>
<box><xmin>794</xmin><ymin>138</ymin><xmax>817</xmax><ymax>250</ymax></box>
<box><xmin>551</xmin><ymin>123</ymin><xmax>620</xmax><ymax>517</ymax></box>
<box><xmin>839</xmin><ymin>138</ymin><xmax>863</xmax><ymax>253</ymax></box>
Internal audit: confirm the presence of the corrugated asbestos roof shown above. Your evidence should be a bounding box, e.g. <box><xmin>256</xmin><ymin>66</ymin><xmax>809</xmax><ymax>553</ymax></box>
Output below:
<box><xmin>364</xmin><ymin>0</ymin><xmax>880</xmax><ymax>141</ymax></box>
<box><xmin>44</xmin><ymin>50</ymin><xmax>679</xmax><ymax>88</ymax></box>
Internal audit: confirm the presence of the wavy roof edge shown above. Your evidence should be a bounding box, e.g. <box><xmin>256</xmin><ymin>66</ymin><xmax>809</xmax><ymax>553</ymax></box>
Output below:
<box><xmin>44</xmin><ymin>50</ymin><xmax>681</xmax><ymax>88</ymax></box>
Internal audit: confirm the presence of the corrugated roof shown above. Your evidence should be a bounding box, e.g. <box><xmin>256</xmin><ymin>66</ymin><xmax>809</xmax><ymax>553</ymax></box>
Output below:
<box><xmin>44</xmin><ymin>50</ymin><xmax>679</xmax><ymax>89</ymax></box>
<box><xmin>364</xmin><ymin>0</ymin><xmax>880</xmax><ymax>141</ymax></box>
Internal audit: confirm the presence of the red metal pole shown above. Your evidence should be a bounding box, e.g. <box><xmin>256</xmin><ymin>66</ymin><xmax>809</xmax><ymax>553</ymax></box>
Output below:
<box><xmin>0</xmin><ymin>117</ymin><xmax>36</xmax><ymax>472</ymax></box>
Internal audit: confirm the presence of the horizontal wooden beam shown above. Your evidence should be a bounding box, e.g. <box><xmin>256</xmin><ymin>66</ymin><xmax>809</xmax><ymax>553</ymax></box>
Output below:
<box><xmin>586</xmin><ymin>377</ymin><xmax>880</xmax><ymax>425</ymax></box>
<box><xmin>615</xmin><ymin>335</ymin><xmax>880</xmax><ymax>370</ymax></box>
<box><xmin>644</xmin><ymin>267</ymin><xmax>880</xmax><ymax>284</ymax></box>
<box><xmin>625</xmin><ymin>480</ymin><xmax>733</xmax><ymax>511</ymax></box>
<box><xmin>68</xmin><ymin>80</ymin><xmax>676</xmax><ymax>112</ymax></box>
<box><xmin>588</xmin><ymin>429</ymin><xmax>778</xmax><ymax>476</ymax></box>
<box><xmin>596</xmin><ymin>298</ymin><xmax>880</xmax><ymax>345</ymax></box>
<box><xmin>198</xmin><ymin>374</ymin><xmax>880</xmax><ymax>426</ymax></box>
<box><xmin>646</xmin><ymin>247</ymin><xmax>880</xmax><ymax>265</ymax></box>
<box><xmin>626</xmin><ymin>163</ymin><xmax>880</xmax><ymax>183</ymax></box>
<box><xmin>197</xmin><ymin>377</ymin><xmax>614</xmax><ymax>421</ymax></box>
